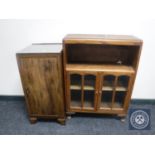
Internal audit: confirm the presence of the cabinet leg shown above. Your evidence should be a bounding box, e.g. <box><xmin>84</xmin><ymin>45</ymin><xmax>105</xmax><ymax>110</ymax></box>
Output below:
<box><xmin>117</xmin><ymin>114</ymin><xmax>126</xmax><ymax>123</ymax></box>
<box><xmin>67</xmin><ymin>115</ymin><xmax>72</xmax><ymax>120</ymax></box>
<box><xmin>29</xmin><ymin>117</ymin><xmax>37</xmax><ymax>124</ymax></box>
<box><xmin>57</xmin><ymin>118</ymin><xmax>66</xmax><ymax>125</ymax></box>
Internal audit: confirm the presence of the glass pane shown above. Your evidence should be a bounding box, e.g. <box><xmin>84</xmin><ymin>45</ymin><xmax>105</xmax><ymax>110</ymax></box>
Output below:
<box><xmin>70</xmin><ymin>74</ymin><xmax>82</xmax><ymax>108</ymax></box>
<box><xmin>70</xmin><ymin>90</ymin><xmax>81</xmax><ymax>108</ymax></box>
<box><xmin>83</xmin><ymin>91</ymin><xmax>94</xmax><ymax>109</ymax></box>
<box><xmin>116</xmin><ymin>76</ymin><xmax>129</xmax><ymax>91</ymax></box>
<box><xmin>101</xmin><ymin>91</ymin><xmax>112</xmax><ymax>109</ymax></box>
<box><xmin>84</xmin><ymin>75</ymin><xmax>96</xmax><ymax>90</ymax></box>
<box><xmin>102</xmin><ymin>75</ymin><xmax>115</xmax><ymax>91</ymax></box>
<box><xmin>70</xmin><ymin>74</ymin><xmax>81</xmax><ymax>90</ymax></box>
<box><xmin>114</xmin><ymin>92</ymin><xmax>126</xmax><ymax>109</ymax></box>
<box><xmin>83</xmin><ymin>75</ymin><xmax>96</xmax><ymax>109</ymax></box>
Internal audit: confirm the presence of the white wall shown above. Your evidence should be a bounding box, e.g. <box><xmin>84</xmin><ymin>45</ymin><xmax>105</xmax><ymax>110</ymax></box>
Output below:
<box><xmin>0</xmin><ymin>19</ymin><xmax>155</xmax><ymax>99</ymax></box>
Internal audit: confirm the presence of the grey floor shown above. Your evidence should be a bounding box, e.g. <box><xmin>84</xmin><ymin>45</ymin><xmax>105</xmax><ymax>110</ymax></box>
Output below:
<box><xmin>0</xmin><ymin>99</ymin><xmax>155</xmax><ymax>135</ymax></box>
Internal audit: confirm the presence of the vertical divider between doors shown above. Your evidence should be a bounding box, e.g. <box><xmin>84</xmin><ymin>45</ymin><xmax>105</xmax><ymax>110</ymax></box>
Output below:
<box><xmin>96</xmin><ymin>73</ymin><xmax>102</xmax><ymax>111</ymax></box>
<box><xmin>111</xmin><ymin>76</ymin><xmax>118</xmax><ymax>109</ymax></box>
<box><xmin>81</xmin><ymin>74</ymin><xmax>84</xmax><ymax>109</ymax></box>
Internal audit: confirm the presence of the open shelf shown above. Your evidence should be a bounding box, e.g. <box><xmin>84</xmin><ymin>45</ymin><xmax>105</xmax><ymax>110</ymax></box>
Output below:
<box><xmin>65</xmin><ymin>44</ymin><xmax>140</xmax><ymax>68</ymax></box>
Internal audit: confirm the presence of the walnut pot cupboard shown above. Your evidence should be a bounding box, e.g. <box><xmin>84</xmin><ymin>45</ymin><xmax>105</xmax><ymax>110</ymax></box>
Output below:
<box><xmin>16</xmin><ymin>44</ymin><xmax>65</xmax><ymax>124</ymax></box>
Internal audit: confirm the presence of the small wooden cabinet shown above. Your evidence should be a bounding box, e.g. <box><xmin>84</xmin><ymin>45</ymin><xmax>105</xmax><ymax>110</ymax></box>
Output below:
<box><xmin>17</xmin><ymin>43</ymin><xmax>65</xmax><ymax>124</ymax></box>
<box><xmin>63</xmin><ymin>34</ymin><xmax>143</xmax><ymax>118</ymax></box>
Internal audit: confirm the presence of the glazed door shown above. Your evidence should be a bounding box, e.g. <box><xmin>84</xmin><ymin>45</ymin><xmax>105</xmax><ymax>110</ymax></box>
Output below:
<box><xmin>18</xmin><ymin>55</ymin><xmax>64</xmax><ymax>116</ymax></box>
<box><xmin>97</xmin><ymin>73</ymin><xmax>134</xmax><ymax>111</ymax></box>
<box><xmin>67</xmin><ymin>72</ymin><xmax>98</xmax><ymax>111</ymax></box>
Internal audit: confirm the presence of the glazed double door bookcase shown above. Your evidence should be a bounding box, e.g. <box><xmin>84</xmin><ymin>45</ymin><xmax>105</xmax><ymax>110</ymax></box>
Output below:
<box><xmin>63</xmin><ymin>34</ymin><xmax>143</xmax><ymax>118</ymax></box>
<box><xmin>67</xmin><ymin>71</ymin><xmax>134</xmax><ymax>114</ymax></box>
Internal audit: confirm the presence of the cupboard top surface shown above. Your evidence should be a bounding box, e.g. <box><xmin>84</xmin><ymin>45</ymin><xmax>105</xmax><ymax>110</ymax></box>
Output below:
<box><xmin>17</xmin><ymin>43</ymin><xmax>62</xmax><ymax>54</ymax></box>
<box><xmin>64</xmin><ymin>34</ymin><xmax>142</xmax><ymax>45</ymax></box>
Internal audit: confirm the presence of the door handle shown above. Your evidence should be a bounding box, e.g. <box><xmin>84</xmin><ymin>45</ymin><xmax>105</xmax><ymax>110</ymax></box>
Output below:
<box><xmin>95</xmin><ymin>91</ymin><xmax>98</xmax><ymax>94</ymax></box>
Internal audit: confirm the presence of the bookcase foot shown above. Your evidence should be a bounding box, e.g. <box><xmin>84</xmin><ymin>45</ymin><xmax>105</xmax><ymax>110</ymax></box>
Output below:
<box><xmin>67</xmin><ymin>116</ymin><xmax>72</xmax><ymax>120</ymax></box>
<box><xmin>120</xmin><ymin>117</ymin><xmax>126</xmax><ymax>122</ymax></box>
<box><xmin>117</xmin><ymin>114</ymin><xmax>126</xmax><ymax>122</ymax></box>
<box><xmin>57</xmin><ymin>118</ymin><xmax>66</xmax><ymax>125</ymax></box>
<box><xmin>30</xmin><ymin>117</ymin><xmax>37</xmax><ymax>124</ymax></box>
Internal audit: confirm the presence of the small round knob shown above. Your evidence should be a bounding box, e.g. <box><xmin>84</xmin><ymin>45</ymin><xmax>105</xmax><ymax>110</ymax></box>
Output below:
<box><xmin>117</xmin><ymin>60</ymin><xmax>122</xmax><ymax>65</ymax></box>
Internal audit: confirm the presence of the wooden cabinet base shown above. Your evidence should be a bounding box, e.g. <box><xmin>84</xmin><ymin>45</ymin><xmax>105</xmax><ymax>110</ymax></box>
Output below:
<box><xmin>29</xmin><ymin>116</ymin><xmax>66</xmax><ymax>125</ymax></box>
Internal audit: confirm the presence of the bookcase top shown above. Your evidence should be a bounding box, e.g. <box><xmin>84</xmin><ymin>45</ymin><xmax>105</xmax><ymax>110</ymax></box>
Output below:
<box><xmin>64</xmin><ymin>34</ymin><xmax>143</xmax><ymax>45</ymax></box>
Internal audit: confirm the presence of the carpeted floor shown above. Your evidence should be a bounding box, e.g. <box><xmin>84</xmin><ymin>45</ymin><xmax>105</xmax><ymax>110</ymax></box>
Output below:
<box><xmin>0</xmin><ymin>99</ymin><xmax>154</xmax><ymax>135</ymax></box>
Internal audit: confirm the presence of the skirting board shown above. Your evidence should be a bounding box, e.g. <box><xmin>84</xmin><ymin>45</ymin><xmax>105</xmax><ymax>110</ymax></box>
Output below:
<box><xmin>0</xmin><ymin>95</ymin><xmax>155</xmax><ymax>104</ymax></box>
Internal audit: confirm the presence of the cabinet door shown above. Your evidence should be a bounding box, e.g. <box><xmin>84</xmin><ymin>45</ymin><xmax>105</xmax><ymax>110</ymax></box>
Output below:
<box><xmin>17</xmin><ymin>54</ymin><xmax>64</xmax><ymax>116</ymax></box>
<box><xmin>67</xmin><ymin>72</ymin><xmax>98</xmax><ymax>111</ymax></box>
<box><xmin>98</xmin><ymin>73</ymin><xmax>133</xmax><ymax>111</ymax></box>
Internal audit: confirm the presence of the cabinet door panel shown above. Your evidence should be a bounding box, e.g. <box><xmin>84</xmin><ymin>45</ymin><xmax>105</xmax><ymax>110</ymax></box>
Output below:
<box><xmin>98</xmin><ymin>73</ymin><xmax>133</xmax><ymax>111</ymax></box>
<box><xmin>67</xmin><ymin>72</ymin><xmax>98</xmax><ymax>111</ymax></box>
<box><xmin>69</xmin><ymin>73</ymin><xmax>82</xmax><ymax>109</ymax></box>
<box><xmin>19</xmin><ymin>55</ymin><xmax>64</xmax><ymax>116</ymax></box>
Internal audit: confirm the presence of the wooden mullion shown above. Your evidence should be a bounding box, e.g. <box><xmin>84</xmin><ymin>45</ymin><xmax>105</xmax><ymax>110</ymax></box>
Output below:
<box><xmin>97</xmin><ymin>74</ymin><xmax>103</xmax><ymax>110</ymax></box>
<box><xmin>81</xmin><ymin>74</ymin><xmax>84</xmax><ymax>109</ymax></box>
<box><xmin>111</xmin><ymin>76</ymin><xmax>118</xmax><ymax>109</ymax></box>
<box><xmin>94</xmin><ymin>74</ymin><xmax>99</xmax><ymax>111</ymax></box>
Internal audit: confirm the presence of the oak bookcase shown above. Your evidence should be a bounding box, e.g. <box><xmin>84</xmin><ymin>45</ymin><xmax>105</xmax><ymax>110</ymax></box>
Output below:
<box><xmin>63</xmin><ymin>34</ymin><xmax>142</xmax><ymax>118</ymax></box>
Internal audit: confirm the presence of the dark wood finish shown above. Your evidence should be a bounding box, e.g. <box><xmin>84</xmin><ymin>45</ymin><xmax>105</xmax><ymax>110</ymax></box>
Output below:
<box><xmin>17</xmin><ymin>49</ymin><xmax>65</xmax><ymax>124</ymax></box>
<box><xmin>63</xmin><ymin>34</ymin><xmax>143</xmax><ymax>118</ymax></box>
